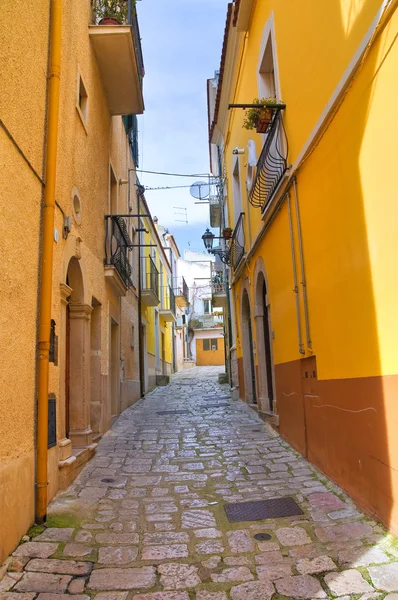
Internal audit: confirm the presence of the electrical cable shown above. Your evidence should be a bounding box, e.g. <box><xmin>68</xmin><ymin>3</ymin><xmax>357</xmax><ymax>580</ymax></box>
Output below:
<box><xmin>137</xmin><ymin>168</ymin><xmax>214</xmax><ymax>178</ymax></box>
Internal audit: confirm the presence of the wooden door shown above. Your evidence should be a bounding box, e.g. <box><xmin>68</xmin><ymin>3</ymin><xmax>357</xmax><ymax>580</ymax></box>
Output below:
<box><xmin>65</xmin><ymin>303</ymin><xmax>70</xmax><ymax>438</ymax></box>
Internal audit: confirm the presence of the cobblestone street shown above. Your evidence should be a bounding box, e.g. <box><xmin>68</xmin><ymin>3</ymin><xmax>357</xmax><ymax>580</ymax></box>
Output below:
<box><xmin>2</xmin><ymin>367</ymin><xmax>398</xmax><ymax>599</ymax></box>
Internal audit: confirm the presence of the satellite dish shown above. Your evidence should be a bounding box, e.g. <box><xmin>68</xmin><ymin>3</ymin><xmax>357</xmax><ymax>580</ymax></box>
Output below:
<box><xmin>190</xmin><ymin>181</ymin><xmax>210</xmax><ymax>200</ymax></box>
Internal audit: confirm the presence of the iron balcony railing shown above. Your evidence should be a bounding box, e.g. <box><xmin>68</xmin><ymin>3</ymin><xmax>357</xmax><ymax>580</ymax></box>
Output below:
<box><xmin>229</xmin><ymin>212</ymin><xmax>245</xmax><ymax>270</ymax></box>
<box><xmin>211</xmin><ymin>264</ymin><xmax>226</xmax><ymax>295</ymax></box>
<box><xmin>195</xmin><ymin>314</ymin><xmax>224</xmax><ymax>329</ymax></box>
<box><xmin>92</xmin><ymin>0</ymin><xmax>145</xmax><ymax>85</ymax></box>
<box><xmin>104</xmin><ymin>215</ymin><xmax>133</xmax><ymax>288</ymax></box>
<box><xmin>142</xmin><ymin>256</ymin><xmax>159</xmax><ymax>299</ymax></box>
<box><xmin>249</xmin><ymin>109</ymin><xmax>288</xmax><ymax>211</ymax></box>
<box><xmin>174</xmin><ymin>276</ymin><xmax>189</xmax><ymax>304</ymax></box>
<box><xmin>161</xmin><ymin>286</ymin><xmax>176</xmax><ymax>315</ymax></box>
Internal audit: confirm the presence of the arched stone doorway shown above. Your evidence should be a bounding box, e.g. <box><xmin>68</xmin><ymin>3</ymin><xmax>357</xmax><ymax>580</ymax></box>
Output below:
<box><xmin>254</xmin><ymin>266</ymin><xmax>275</xmax><ymax>413</ymax></box>
<box><xmin>65</xmin><ymin>256</ymin><xmax>93</xmax><ymax>448</ymax></box>
<box><xmin>241</xmin><ymin>289</ymin><xmax>257</xmax><ymax>404</ymax></box>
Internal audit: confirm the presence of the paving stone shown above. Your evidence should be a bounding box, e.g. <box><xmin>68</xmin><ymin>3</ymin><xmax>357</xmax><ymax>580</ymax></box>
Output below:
<box><xmin>230</xmin><ymin>581</ymin><xmax>275</xmax><ymax>600</ymax></box>
<box><xmin>25</xmin><ymin>559</ymin><xmax>92</xmax><ymax>576</ymax></box>
<box><xmin>35</xmin><ymin>529</ymin><xmax>74</xmax><ymax>542</ymax></box>
<box><xmin>315</xmin><ymin>522</ymin><xmax>373</xmax><ymax>543</ymax></box>
<box><xmin>94</xmin><ymin>593</ymin><xmax>129</xmax><ymax>600</ymax></box>
<box><xmin>0</xmin><ymin>594</ymin><xmax>37</xmax><ymax>600</ymax></box>
<box><xmin>295</xmin><ymin>555</ymin><xmax>337</xmax><ymax>575</ymax></box>
<box><xmin>276</xmin><ymin>527</ymin><xmax>312</xmax><ymax>546</ymax></box>
<box><xmin>210</xmin><ymin>567</ymin><xmax>254</xmax><ymax>583</ymax></box>
<box><xmin>385</xmin><ymin>595</ymin><xmax>398</xmax><ymax>599</ymax></box>
<box><xmin>181</xmin><ymin>510</ymin><xmax>216</xmax><ymax>528</ymax></box>
<box><xmin>14</xmin><ymin>573</ymin><xmax>72</xmax><ymax>594</ymax></box>
<box><xmin>6</xmin><ymin>557</ymin><xmax>30</xmax><ymax>573</ymax></box>
<box><xmin>88</xmin><ymin>567</ymin><xmax>156</xmax><ymax>590</ymax></box>
<box><xmin>75</xmin><ymin>530</ymin><xmax>93</xmax><ymax>543</ymax></box>
<box><xmin>338</xmin><ymin>546</ymin><xmax>390</xmax><ymax>567</ymax></box>
<box><xmin>13</xmin><ymin>543</ymin><xmax>59</xmax><ymax>559</ymax></box>
<box><xmin>95</xmin><ymin>533</ymin><xmax>139</xmax><ymax>545</ymax></box>
<box><xmin>324</xmin><ymin>569</ymin><xmax>373</xmax><ymax>595</ymax></box>
<box><xmin>328</xmin><ymin>507</ymin><xmax>360</xmax><ymax>519</ymax></box>
<box><xmin>224</xmin><ymin>557</ymin><xmax>251</xmax><ymax>566</ymax></box>
<box><xmin>158</xmin><ymin>564</ymin><xmax>201</xmax><ymax>590</ymax></box>
<box><xmin>369</xmin><ymin>563</ymin><xmax>398</xmax><ymax>592</ymax></box>
<box><xmin>68</xmin><ymin>578</ymin><xmax>87</xmax><ymax>594</ymax></box>
<box><xmin>255</xmin><ymin>550</ymin><xmax>285</xmax><ymax>564</ymax></box>
<box><xmin>98</xmin><ymin>546</ymin><xmax>138</xmax><ymax>564</ymax></box>
<box><xmin>36</xmin><ymin>595</ymin><xmax>89</xmax><ymax>600</ymax></box>
<box><xmin>193</xmin><ymin>529</ymin><xmax>221</xmax><ymax>538</ymax></box>
<box><xmin>143</xmin><ymin>533</ymin><xmax>189</xmax><ymax>545</ymax></box>
<box><xmin>141</xmin><ymin>545</ymin><xmax>188</xmax><ymax>560</ymax></box>
<box><xmin>196</xmin><ymin>592</ymin><xmax>228</xmax><ymax>600</ymax></box>
<box><xmin>275</xmin><ymin>574</ymin><xmax>327</xmax><ymax>598</ymax></box>
<box><xmin>0</xmin><ymin>574</ymin><xmax>23</xmax><ymax>592</ymax></box>
<box><xmin>133</xmin><ymin>594</ymin><xmax>190</xmax><ymax>600</ymax></box>
<box><xmin>202</xmin><ymin>556</ymin><xmax>222</xmax><ymax>569</ymax></box>
<box><xmin>62</xmin><ymin>544</ymin><xmax>93</xmax><ymax>557</ymax></box>
<box><xmin>256</xmin><ymin>563</ymin><xmax>293</xmax><ymax>580</ymax></box>
<box><xmin>195</xmin><ymin>541</ymin><xmax>224</xmax><ymax>554</ymax></box>
<box><xmin>307</xmin><ymin>493</ymin><xmax>345</xmax><ymax>512</ymax></box>
<box><xmin>227</xmin><ymin>530</ymin><xmax>254</xmax><ymax>553</ymax></box>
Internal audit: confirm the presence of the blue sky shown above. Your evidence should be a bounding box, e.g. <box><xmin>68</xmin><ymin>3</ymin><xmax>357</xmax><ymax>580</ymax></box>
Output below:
<box><xmin>136</xmin><ymin>0</ymin><xmax>227</xmax><ymax>254</ymax></box>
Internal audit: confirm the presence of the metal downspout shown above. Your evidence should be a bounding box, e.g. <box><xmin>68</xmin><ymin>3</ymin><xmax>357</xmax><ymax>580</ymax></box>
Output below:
<box><xmin>292</xmin><ymin>177</ymin><xmax>312</xmax><ymax>350</ymax></box>
<box><xmin>137</xmin><ymin>191</ymin><xmax>144</xmax><ymax>397</ymax></box>
<box><xmin>36</xmin><ymin>0</ymin><xmax>62</xmax><ymax>523</ymax></box>
<box><xmin>287</xmin><ymin>193</ymin><xmax>305</xmax><ymax>356</ymax></box>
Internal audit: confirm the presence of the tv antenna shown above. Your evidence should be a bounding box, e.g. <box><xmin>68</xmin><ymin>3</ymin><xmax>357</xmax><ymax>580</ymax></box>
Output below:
<box><xmin>174</xmin><ymin>207</ymin><xmax>188</xmax><ymax>224</ymax></box>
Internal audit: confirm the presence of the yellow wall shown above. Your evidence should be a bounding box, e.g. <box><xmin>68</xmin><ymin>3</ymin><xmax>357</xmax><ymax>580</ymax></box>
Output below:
<box><xmin>0</xmin><ymin>0</ymin><xmax>50</xmax><ymax>562</ymax></box>
<box><xmin>224</xmin><ymin>0</ymin><xmax>398</xmax><ymax>380</ymax></box>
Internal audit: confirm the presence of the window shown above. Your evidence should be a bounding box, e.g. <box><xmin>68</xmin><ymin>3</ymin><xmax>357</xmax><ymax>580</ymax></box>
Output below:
<box><xmin>232</xmin><ymin>156</ymin><xmax>242</xmax><ymax>226</ymax></box>
<box><xmin>76</xmin><ymin>68</ymin><xmax>88</xmax><ymax>130</ymax></box>
<box><xmin>203</xmin><ymin>339</ymin><xmax>218</xmax><ymax>351</ymax></box>
<box><xmin>203</xmin><ymin>299</ymin><xmax>211</xmax><ymax>314</ymax></box>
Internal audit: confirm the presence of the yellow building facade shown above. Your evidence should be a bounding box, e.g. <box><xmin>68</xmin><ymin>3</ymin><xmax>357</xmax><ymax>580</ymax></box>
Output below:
<box><xmin>0</xmin><ymin>0</ymin><xmax>145</xmax><ymax>561</ymax></box>
<box><xmin>140</xmin><ymin>202</ymin><xmax>176</xmax><ymax>391</ymax></box>
<box><xmin>208</xmin><ymin>0</ymin><xmax>398</xmax><ymax>532</ymax></box>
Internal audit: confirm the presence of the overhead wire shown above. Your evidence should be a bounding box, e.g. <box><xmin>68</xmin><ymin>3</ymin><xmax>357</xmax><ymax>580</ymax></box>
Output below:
<box><xmin>137</xmin><ymin>168</ymin><xmax>215</xmax><ymax>178</ymax></box>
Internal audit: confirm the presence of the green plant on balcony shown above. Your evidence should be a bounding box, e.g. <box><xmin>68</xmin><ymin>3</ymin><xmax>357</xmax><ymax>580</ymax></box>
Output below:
<box><xmin>222</xmin><ymin>227</ymin><xmax>233</xmax><ymax>240</ymax></box>
<box><xmin>243</xmin><ymin>97</ymin><xmax>279</xmax><ymax>133</ymax></box>
<box><xmin>93</xmin><ymin>0</ymin><xmax>135</xmax><ymax>25</ymax></box>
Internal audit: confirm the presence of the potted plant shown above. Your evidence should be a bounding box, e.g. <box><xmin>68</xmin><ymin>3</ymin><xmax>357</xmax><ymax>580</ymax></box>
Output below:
<box><xmin>222</xmin><ymin>227</ymin><xmax>233</xmax><ymax>240</ymax></box>
<box><xmin>93</xmin><ymin>0</ymin><xmax>129</xmax><ymax>25</ymax></box>
<box><xmin>243</xmin><ymin>97</ymin><xmax>279</xmax><ymax>133</ymax></box>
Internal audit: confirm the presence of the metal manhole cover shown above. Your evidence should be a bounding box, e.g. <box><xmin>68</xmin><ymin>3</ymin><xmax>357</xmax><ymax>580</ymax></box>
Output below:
<box><xmin>254</xmin><ymin>533</ymin><xmax>272</xmax><ymax>541</ymax></box>
<box><xmin>156</xmin><ymin>410</ymin><xmax>189</xmax><ymax>415</ymax></box>
<box><xmin>101</xmin><ymin>478</ymin><xmax>115</xmax><ymax>483</ymax></box>
<box><xmin>224</xmin><ymin>497</ymin><xmax>303</xmax><ymax>522</ymax></box>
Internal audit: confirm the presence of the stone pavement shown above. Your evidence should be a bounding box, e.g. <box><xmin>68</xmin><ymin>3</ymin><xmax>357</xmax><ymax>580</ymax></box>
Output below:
<box><xmin>2</xmin><ymin>366</ymin><xmax>398</xmax><ymax>600</ymax></box>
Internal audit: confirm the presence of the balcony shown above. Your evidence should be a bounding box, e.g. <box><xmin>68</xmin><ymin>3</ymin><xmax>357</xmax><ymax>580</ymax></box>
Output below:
<box><xmin>160</xmin><ymin>286</ymin><xmax>176</xmax><ymax>322</ymax></box>
<box><xmin>191</xmin><ymin>314</ymin><xmax>224</xmax><ymax>329</ymax></box>
<box><xmin>89</xmin><ymin>0</ymin><xmax>144</xmax><ymax>115</ymax></box>
<box><xmin>229</xmin><ymin>212</ymin><xmax>245</xmax><ymax>271</ymax></box>
<box><xmin>211</xmin><ymin>265</ymin><xmax>227</xmax><ymax>309</ymax></box>
<box><xmin>174</xmin><ymin>277</ymin><xmax>189</xmax><ymax>308</ymax></box>
<box><xmin>141</xmin><ymin>256</ymin><xmax>159</xmax><ymax>307</ymax></box>
<box><xmin>248</xmin><ymin>109</ymin><xmax>288</xmax><ymax>211</ymax></box>
<box><xmin>104</xmin><ymin>215</ymin><xmax>133</xmax><ymax>295</ymax></box>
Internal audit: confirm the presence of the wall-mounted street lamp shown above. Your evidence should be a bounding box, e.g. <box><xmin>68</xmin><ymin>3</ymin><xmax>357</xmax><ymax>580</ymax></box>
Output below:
<box><xmin>201</xmin><ymin>228</ymin><xmax>231</xmax><ymax>265</ymax></box>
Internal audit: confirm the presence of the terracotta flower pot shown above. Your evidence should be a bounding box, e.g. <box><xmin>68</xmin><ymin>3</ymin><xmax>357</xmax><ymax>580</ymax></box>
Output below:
<box><xmin>99</xmin><ymin>16</ymin><xmax>122</xmax><ymax>25</ymax></box>
<box><xmin>255</xmin><ymin>109</ymin><xmax>272</xmax><ymax>133</ymax></box>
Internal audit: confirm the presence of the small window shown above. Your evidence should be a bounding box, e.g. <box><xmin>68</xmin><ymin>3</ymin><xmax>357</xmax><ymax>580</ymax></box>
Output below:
<box><xmin>131</xmin><ymin>325</ymin><xmax>135</xmax><ymax>349</ymax></box>
<box><xmin>76</xmin><ymin>68</ymin><xmax>88</xmax><ymax>130</ymax></box>
<box><xmin>203</xmin><ymin>339</ymin><xmax>210</xmax><ymax>351</ymax></box>
<box><xmin>203</xmin><ymin>299</ymin><xmax>211</xmax><ymax>314</ymax></box>
<box><xmin>211</xmin><ymin>339</ymin><xmax>218</xmax><ymax>351</ymax></box>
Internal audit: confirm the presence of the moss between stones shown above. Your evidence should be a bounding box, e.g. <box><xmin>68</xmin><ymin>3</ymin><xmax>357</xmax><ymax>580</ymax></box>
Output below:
<box><xmin>27</xmin><ymin>524</ymin><xmax>45</xmax><ymax>538</ymax></box>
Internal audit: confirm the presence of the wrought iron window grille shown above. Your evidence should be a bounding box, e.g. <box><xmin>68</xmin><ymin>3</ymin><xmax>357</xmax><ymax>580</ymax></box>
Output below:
<box><xmin>104</xmin><ymin>215</ymin><xmax>133</xmax><ymax>288</ymax></box>
<box><xmin>248</xmin><ymin>110</ymin><xmax>288</xmax><ymax>210</ymax></box>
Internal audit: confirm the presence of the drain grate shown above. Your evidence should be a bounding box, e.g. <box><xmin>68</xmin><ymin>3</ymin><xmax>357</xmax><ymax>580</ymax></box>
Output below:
<box><xmin>254</xmin><ymin>533</ymin><xmax>272</xmax><ymax>541</ymax></box>
<box><xmin>101</xmin><ymin>478</ymin><xmax>115</xmax><ymax>483</ymax></box>
<box><xmin>156</xmin><ymin>410</ymin><xmax>189</xmax><ymax>415</ymax></box>
<box><xmin>203</xmin><ymin>396</ymin><xmax>230</xmax><ymax>400</ymax></box>
<box><xmin>224</xmin><ymin>497</ymin><xmax>303</xmax><ymax>522</ymax></box>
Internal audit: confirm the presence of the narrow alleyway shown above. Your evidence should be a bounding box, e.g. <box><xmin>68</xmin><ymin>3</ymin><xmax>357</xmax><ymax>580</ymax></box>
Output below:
<box><xmin>3</xmin><ymin>367</ymin><xmax>398</xmax><ymax>599</ymax></box>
